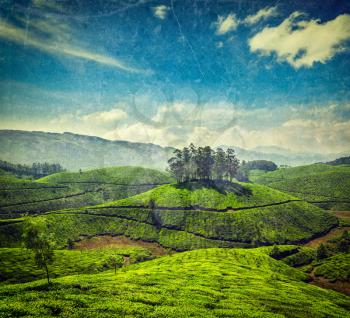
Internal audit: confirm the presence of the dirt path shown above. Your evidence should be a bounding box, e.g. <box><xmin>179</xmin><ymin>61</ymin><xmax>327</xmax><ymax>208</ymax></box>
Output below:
<box><xmin>304</xmin><ymin>211</ymin><xmax>350</xmax><ymax>248</ymax></box>
<box><xmin>333</xmin><ymin>211</ymin><xmax>350</xmax><ymax>218</ymax></box>
<box><xmin>73</xmin><ymin>235</ymin><xmax>168</xmax><ymax>256</ymax></box>
<box><xmin>309</xmin><ymin>268</ymin><xmax>350</xmax><ymax>296</ymax></box>
<box><xmin>304</xmin><ymin>226</ymin><xmax>350</xmax><ymax>248</ymax></box>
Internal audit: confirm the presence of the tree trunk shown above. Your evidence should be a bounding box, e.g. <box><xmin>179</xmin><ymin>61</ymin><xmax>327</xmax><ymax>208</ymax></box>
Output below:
<box><xmin>44</xmin><ymin>263</ymin><xmax>50</xmax><ymax>284</ymax></box>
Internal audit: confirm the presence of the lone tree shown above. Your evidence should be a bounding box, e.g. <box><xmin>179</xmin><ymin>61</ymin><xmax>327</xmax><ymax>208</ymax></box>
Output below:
<box><xmin>108</xmin><ymin>256</ymin><xmax>122</xmax><ymax>274</ymax></box>
<box><xmin>22</xmin><ymin>220</ymin><xmax>55</xmax><ymax>284</ymax></box>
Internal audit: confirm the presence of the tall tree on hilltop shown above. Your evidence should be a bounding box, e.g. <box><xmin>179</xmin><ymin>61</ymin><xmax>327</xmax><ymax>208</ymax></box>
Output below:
<box><xmin>226</xmin><ymin>148</ymin><xmax>240</xmax><ymax>181</ymax></box>
<box><xmin>189</xmin><ymin>143</ymin><xmax>197</xmax><ymax>180</ymax></box>
<box><xmin>214</xmin><ymin>148</ymin><xmax>226</xmax><ymax>180</ymax></box>
<box><xmin>168</xmin><ymin>149</ymin><xmax>184</xmax><ymax>182</ymax></box>
<box><xmin>168</xmin><ymin>144</ymin><xmax>242</xmax><ymax>183</ymax></box>
<box><xmin>202</xmin><ymin>146</ymin><xmax>215</xmax><ymax>180</ymax></box>
<box><xmin>182</xmin><ymin>147</ymin><xmax>191</xmax><ymax>181</ymax></box>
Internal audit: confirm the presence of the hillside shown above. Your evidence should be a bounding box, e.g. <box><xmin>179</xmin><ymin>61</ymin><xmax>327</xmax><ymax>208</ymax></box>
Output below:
<box><xmin>0</xmin><ymin>248</ymin><xmax>349</xmax><ymax>317</ymax></box>
<box><xmin>1</xmin><ymin>180</ymin><xmax>337</xmax><ymax>250</ymax></box>
<box><xmin>254</xmin><ymin>164</ymin><xmax>350</xmax><ymax>210</ymax></box>
<box><xmin>0</xmin><ymin>167</ymin><xmax>173</xmax><ymax>218</ymax></box>
<box><xmin>0</xmin><ymin>247</ymin><xmax>153</xmax><ymax>284</ymax></box>
<box><xmin>39</xmin><ymin>166</ymin><xmax>173</xmax><ymax>185</ymax></box>
<box><xmin>0</xmin><ymin>130</ymin><xmax>174</xmax><ymax>170</ymax></box>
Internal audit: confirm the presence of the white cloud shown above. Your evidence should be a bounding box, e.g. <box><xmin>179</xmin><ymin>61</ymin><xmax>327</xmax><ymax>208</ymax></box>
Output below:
<box><xmin>82</xmin><ymin>108</ymin><xmax>128</xmax><ymax>124</ymax></box>
<box><xmin>249</xmin><ymin>12</ymin><xmax>350</xmax><ymax>68</ymax></box>
<box><xmin>216</xmin><ymin>41</ymin><xmax>224</xmax><ymax>48</ymax></box>
<box><xmin>244</xmin><ymin>6</ymin><xmax>279</xmax><ymax>25</ymax></box>
<box><xmin>215</xmin><ymin>13</ymin><xmax>239</xmax><ymax>35</ymax></box>
<box><xmin>152</xmin><ymin>5</ymin><xmax>170</xmax><ymax>20</ymax></box>
<box><xmin>0</xmin><ymin>17</ymin><xmax>145</xmax><ymax>73</ymax></box>
<box><xmin>104</xmin><ymin>122</ymin><xmax>179</xmax><ymax>146</ymax></box>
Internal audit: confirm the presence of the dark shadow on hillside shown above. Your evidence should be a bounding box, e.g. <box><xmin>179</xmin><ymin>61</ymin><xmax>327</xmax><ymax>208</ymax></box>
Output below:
<box><xmin>174</xmin><ymin>180</ymin><xmax>252</xmax><ymax>196</ymax></box>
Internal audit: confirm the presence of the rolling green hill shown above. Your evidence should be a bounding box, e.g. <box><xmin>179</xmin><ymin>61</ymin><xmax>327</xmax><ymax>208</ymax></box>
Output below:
<box><xmin>0</xmin><ymin>247</ymin><xmax>349</xmax><ymax>317</ymax></box>
<box><xmin>0</xmin><ymin>167</ymin><xmax>173</xmax><ymax>218</ymax></box>
<box><xmin>1</xmin><ymin>180</ymin><xmax>337</xmax><ymax>250</ymax></box>
<box><xmin>39</xmin><ymin>166</ymin><xmax>173</xmax><ymax>185</ymax></box>
<box><xmin>109</xmin><ymin>180</ymin><xmax>296</xmax><ymax>209</ymax></box>
<box><xmin>254</xmin><ymin>164</ymin><xmax>350</xmax><ymax>210</ymax></box>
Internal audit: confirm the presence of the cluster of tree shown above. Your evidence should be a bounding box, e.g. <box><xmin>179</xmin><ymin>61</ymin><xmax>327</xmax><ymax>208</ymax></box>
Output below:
<box><xmin>0</xmin><ymin>160</ymin><xmax>65</xmax><ymax>178</ymax></box>
<box><xmin>167</xmin><ymin>144</ymin><xmax>240</xmax><ymax>182</ymax></box>
<box><xmin>242</xmin><ymin>160</ymin><xmax>278</xmax><ymax>172</ymax></box>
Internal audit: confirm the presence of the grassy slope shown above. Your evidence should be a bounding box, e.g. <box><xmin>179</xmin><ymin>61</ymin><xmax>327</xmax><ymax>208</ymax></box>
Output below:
<box><xmin>254</xmin><ymin>164</ymin><xmax>350</xmax><ymax>209</ymax></box>
<box><xmin>1</xmin><ymin>180</ymin><xmax>336</xmax><ymax>249</ymax></box>
<box><xmin>0</xmin><ymin>167</ymin><xmax>173</xmax><ymax>218</ymax></box>
<box><xmin>0</xmin><ymin>247</ymin><xmax>152</xmax><ymax>284</ymax></box>
<box><xmin>38</xmin><ymin>166</ymin><xmax>173</xmax><ymax>185</ymax></box>
<box><xmin>0</xmin><ymin>248</ymin><xmax>349</xmax><ymax>318</ymax></box>
<box><xmin>108</xmin><ymin>181</ymin><xmax>297</xmax><ymax>209</ymax></box>
<box><xmin>255</xmin><ymin>164</ymin><xmax>350</xmax><ymax>182</ymax></box>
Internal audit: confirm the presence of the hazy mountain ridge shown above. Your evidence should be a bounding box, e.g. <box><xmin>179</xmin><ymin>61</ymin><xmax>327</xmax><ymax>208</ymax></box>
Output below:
<box><xmin>1</xmin><ymin>130</ymin><xmax>348</xmax><ymax>171</ymax></box>
<box><xmin>220</xmin><ymin>145</ymin><xmax>348</xmax><ymax>166</ymax></box>
<box><xmin>0</xmin><ymin>130</ymin><xmax>175</xmax><ymax>171</ymax></box>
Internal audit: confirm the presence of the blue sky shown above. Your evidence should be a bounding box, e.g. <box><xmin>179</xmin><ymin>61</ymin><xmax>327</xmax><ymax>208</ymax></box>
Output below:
<box><xmin>0</xmin><ymin>0</ymin><xmax>350</xmax><ymax>153</ymax></box>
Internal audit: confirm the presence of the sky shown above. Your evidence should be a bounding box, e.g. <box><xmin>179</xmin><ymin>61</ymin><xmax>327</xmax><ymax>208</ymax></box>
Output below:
<box><xmin>0</xmin><ymin>0</ymin><xmax>350</xmax><ymax>154</ymax></box>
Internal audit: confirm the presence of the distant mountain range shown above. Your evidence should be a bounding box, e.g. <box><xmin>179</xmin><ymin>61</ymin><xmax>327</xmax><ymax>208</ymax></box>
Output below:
<box><xmin>0</xmin><ymin>130</ymin><xmax>174</xmax><ymax>171</ymax></box>
<box><xmin>0</xmin><ymin>130</ymin><xmax>348</xmax><ymax>171</ymax></box>
<box><xmin>220</xmin><ymin>145</ymin><xmax>349</xmax><ymax>167</ymax></box>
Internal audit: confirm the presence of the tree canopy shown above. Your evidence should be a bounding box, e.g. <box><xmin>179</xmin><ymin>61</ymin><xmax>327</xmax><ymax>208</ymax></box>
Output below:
<box><xmin>242</xmin><ymin>160</ymin><xmax>278</xmax><ymax>172</ymax></box>
<box><xmin>22</xmin><ymin>220</ymin><xmax>55</xmax><ymax>284</ymax></box>
<box><xmin>167</xmin><ymin>144</ymin><xmax>240</xmax><ymax>182</ymax></box>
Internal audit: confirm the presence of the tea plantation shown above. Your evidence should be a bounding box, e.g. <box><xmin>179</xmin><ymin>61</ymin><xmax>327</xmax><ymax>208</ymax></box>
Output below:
<box><xmin>0</xmin><ymin>248</ymin><xmax>349</xmax><ymax>317</ymax></box>
<box><xmin>254</xmin><ymin>164</ymin><xmax>350</xmax><ymax>209</ymax></box>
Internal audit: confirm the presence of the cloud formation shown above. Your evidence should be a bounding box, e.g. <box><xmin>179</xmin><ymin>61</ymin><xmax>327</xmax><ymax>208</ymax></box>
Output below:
<box><xmin>249</xmin><ymin>12</ymin><xmax>350</xmax><ymax>68</ymax></box>
<box><xmin>82</xmin><ymin>108</ymin><xmax>128</xmax><ymax>124</ymax></box>
<box><xmin>99</xmin><ymin>102</ymin><xmax>350</xmax><ymax>154</ymax></box>
<box><xmin>244</xmin><ymin>6</ymin><xmax>279</xmax><ymax>25</ymax></box>
<box><xmin>2</xmin><ymin>99</ymin><xmax>349</xmax><ymax>154</ymax></box>
<box><xmin>152</xmin><ymin>5</ymin><xmax>170</xmax><ymax>20</ymax></box>
<box><xmin>0</xmin><ymin>17</ymin><xmax>145</xmax><ymax>73</ymax></box>
<box><xmin>215</xmin><ymin>13</ymin><xmax>239</xmax><ymax>35</ymax></box>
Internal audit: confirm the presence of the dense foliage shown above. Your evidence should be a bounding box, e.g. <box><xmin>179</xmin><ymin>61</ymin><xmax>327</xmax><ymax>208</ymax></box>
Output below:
<box><xmin>168</xmin><ymin>144</ymin><xmax>239</xmax><ymax>182</ymax></box>
<box><xmin>242</xmin><ymin>160</ymin><xmax>278</xmax><ymax>172</ymax></box>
